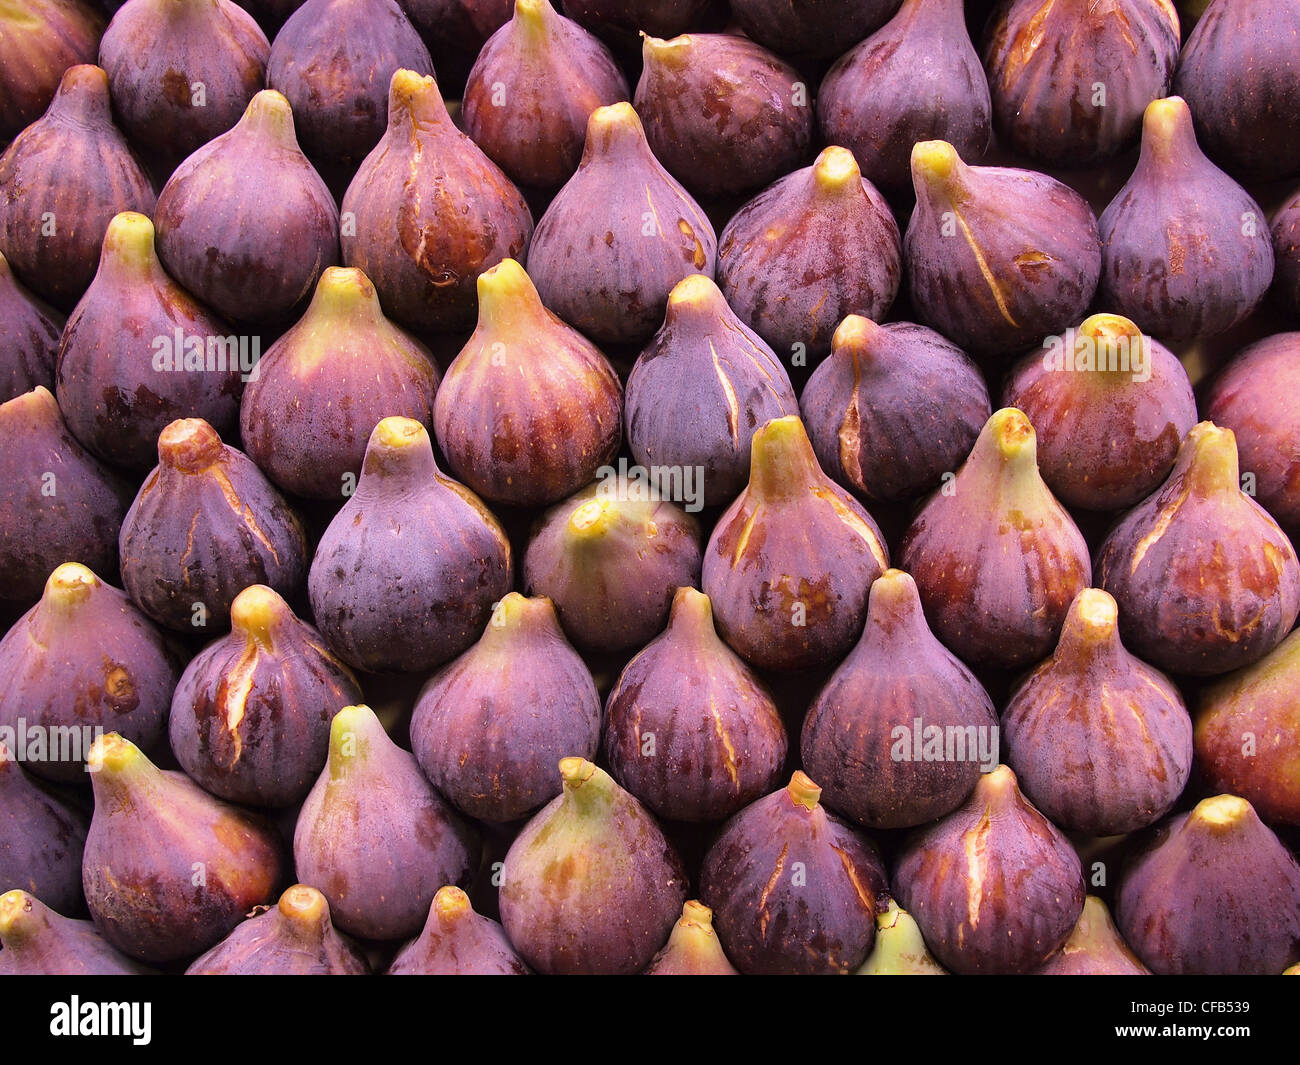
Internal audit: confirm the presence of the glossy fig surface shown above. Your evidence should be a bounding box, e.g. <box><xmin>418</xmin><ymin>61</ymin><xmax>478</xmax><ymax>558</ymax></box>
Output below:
<box><xmin>0</xmin><ymin>890</ymin><xmax>149</xmax><ymax>976</ymax></box>
<box><xmin>387</xmin><ymin>885</ymin><xmax>530</xmax><ymax>975</ymax></box>
<box><xmin>0</xmin><ymin>741</ymin><xmax>88</xmax><ymax>917</ymax></box>
<box><xmin>0</xmin><ymin>251</ymin><xmax>61</xmax><ymax>402</ymax></box>
<box><xmin>0</xmin><ymin>0</ymin><xmax>104</xmax><ymax>143</ymax></box>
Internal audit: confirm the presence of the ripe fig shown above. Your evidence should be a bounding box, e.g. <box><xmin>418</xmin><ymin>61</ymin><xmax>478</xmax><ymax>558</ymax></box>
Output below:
<box><xmin>856</xmin><ymin>899</ymin><xmax>947</xmax><ymax>975</ymax></box>
<box><xmin>0</xmin><ymin>251</ymin><xmax>61</xmax><ymax>401</ymax></box>
<box><xmin>81</xmin><ymin>732</ymin><xmax>285</xmax><ymax>963</ymax></box>
<box><xmin>499</xmin><ymin>757</ymin><xmax>688</xmax><ymax>975</ymax></box>
<box><xmin>1035</xmin><ymin>896</ymin><xmax>1149</xmax><ymax>975</ymax></box>
<box><xmin>168</xmin><ymin>585</ymin><xmax>362</xmax><ymax>808</ymax></box>
<box><xmin>526</xmin><ymin>102</ymin><xmax>716</xmax><ymax>346</ymax></box>
<box><xmin>717</xmin><ymin>146</ymin><xmax>901</xmax><ymax>362</ymax></box>
<box><xmin>387</xmin><ymin>886</ymin><xmax>530</xmax><ymax>975</ymax></box>
<box><xmin>0</xmin><ymin>64</ymin><xmax>155</xmax><ymax>311</ymax></box>
<box><xmin>603</xmin><ymin>587</ymin><xmax>788</xmax><ymax>823</ymax></box>
<box><xmin>1095</xmin><ymin>421</ymin><xmax>1300</xmax><ymax>676</ymax></box>
<box><xmin>308</xmin><ymin>417</ymin><xmax>513</xmax><ymax>674</ymax></box>
<box><xmin>644</xmin><ymin>901</ymin><xmax>739</xmax><ymax>975</ymax></box>
<box><xmin>0</xmin><ymin>0</ymin><xmax>104</xmax><ymax>143</ymax></box>
<box><xmin>728</xmin><ymin>0</ymin><xmax>900</xmax><ymax>66</ymax></box>
<box><xmin>1098</xmin><ymin>97</ymin><xmax>1274</xmax><ymax>341</ymax></box>
<box><xmin>398</xmin><ymin>0</ymin><xmax>511</xmax><ymax>94</ymax></box>
<box><xmin>898</xmin><ymin>408</ymin><xmax>1091</xmax><ymax>670</ymax></box>
<box><xmin>0</xmin><ymin>741</ymin><xmax>88</xmax><ymax>917</ymax></box>
<box><xmin>905</xmin><ymin>139</ymin><xmax>1102</xmax><ymax>358</ymax></box>
<box><xmin>0</xmin><ymin>891</ymin><xmax>150</xmax><ymax>976</ymax></box>
<box><xmin>895</xmin><ymin>764</ymin><xmax>1085</xmax><ymax>974</ymax></box>
<box><xmin>432</xmin><ymin>258</ymin><xmax>623</xmax><ymax>508</ymax></box>
<box><xmin>1273</xmin><ymin>192</ymin><xmax>1300</xmax><ymax>320</ymax></box>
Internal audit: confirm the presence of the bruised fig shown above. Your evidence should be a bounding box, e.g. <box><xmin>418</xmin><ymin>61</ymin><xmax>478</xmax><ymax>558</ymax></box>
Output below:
<box><xmin>1274</xmin><ymin>193</ymin><xmax>1300</xmax><ymax>320</ymax></box>
<box><xmin>54</xmin><ymin>211</ymin><xmax>243</xmax><ymax>473</ymax></box>
<box><xmin>1035</xmin><ymin>896</ymin><xmax>1149</xmax><ymax>975</ymax></box>
<box><xmin>82</xmin><ymin>733</ymin><xmax>284</xmax><ymax>963</ymax></box>
<box><xmin>699</xmin><ymin>772</ymin><xmax>887</xmax><ymax>976</ymax></box>
<box><xmin>388</xmin><ymin>886</ymin><xmax>530</xmax><ymax>975</ymax></box>
<box><xmin>704</xmin><ymin>416</ymin><xmax>889</xmax><ymax>671</ymax></box>
<box><xmin>341</xmin><ymin>68</ymin><xmax>533</xmax><ymax>334</ymax></box>
<box><xmin>410</xmin><ymin>593</ymin><xmax>601</xmax><ymax>823</ymax></box>
<box><xmin>817</xmin><ymin>0</ymin><xmax>991</xmax><ymax>192</ymax></box>
<box><xmin>0</xmin><ymin>563</ymin><xmax>182</xmax><ymax>783</ymax></box>
<box><xmin>856</xmin><ymin>899</ymin><xmax>947</xmax><ymax>975</ymax></box>
<box><xmin>0</xmin><ymin>0</ymin><xmax>103</xmax><ymax>143</ymax></box>
<box><xmin>1098</xmin><ymin>97</ymin><xmax>1274</xmax><ymax>341</ymax></box>
<box><xmin>895</xmin><ymin>764</ymin><xmax>1085</xmax><ymax>974</ymax></box>
<box><xmin>462</xmin><ymin>0</ymin><xmax>628</xmax><ymax>191</ymax></box>
<box><xmin>0</xmin><ymin>742</ymin><xmax>88</xmax><ymax>917</ymax></box>
<box><xmin>1095</xmin><ymin>422</ymin><xmax>1300</xmax><ymax>676</ymax></box>
<box><xmin>644</xmin><ymin>901</ymin><xmax>739</xmax><ymax>975</ymax></box>
<box><xmin>308</xmin><ymin>417</ymin><xmax>513</xmax><ymax>674</ymax></box>
<box><xmin>801</xmin><ymin>569</ymin><xmax>999</xmax><ymax>830</ymax></box>
<box><xmin>294</xmin><ymin>705</ymin><xmax>478</xmax><ymax>941</ymax></box>
<box><xmin>433</xmin><ymin>258</ymin><xmax>623</xmax><ymax>507</ymax></box>
<box><xmin>526</xmin><ymin>102</ymin><xmax>716</xmax><ymax>346</ymax></box>
<box><xmin>899</xmin><ymin>408</ymin><xmax>1091</xmax><ymax>670</ymax></box>
<box><xmin>0</xmin><ymin>891</ymin><xmax>150</xmax><ymax>976</ymax></box>
<box><xmin>1116</xmin><ymin>795</ymin><xmax>1300</xmax><ymax>974</ymax></box>
<box><xmin>0</xmin><ymin>64</ymin><xmax>155</xmax><ymax>311</ymax></box>
<box><xmin>801</xmin><ymin>315</ymin><xmax>990</xmax><ymax>503</ymax></box>
<box><xmin>499</xmin><ymin>758</ymin><xmax>688</xmax><ymax>975</ymax></box>
<box><xmin>717</xmin><ymin>146</ymin><xmax>901</xmax><ymax>362</ymax></box>
<box><xmin>185</xmin><ymin>884</ymin><xmax>369</xmax><ymax>974</ymax></box>
<box><xmin>1003</xmin><ymin>313</ymin><xmax>1198</xmax><ymax>510</ymax></box>
<box><xmin>905</xmin><ymin>140</ymin><xmax>1101</xmax><ymax>358</ymax></box>
<box><xmin>603</xmin><ymin>587</ymin><xmax>788</xmax><ymax>823</ymax></box>
<box><xmin>728</xmin><ymin>0</ymin><xmax>899</xmax><ymax>66</ymax></box>
<box><xmin>0</xmin><ymin>251</ymin><xmax>61</xmax><ymax>401</ymax></box>
<box><xmin>168</xmin><ymin>585</ymin><xmax>362</xmax><ymax>808</ymax></box>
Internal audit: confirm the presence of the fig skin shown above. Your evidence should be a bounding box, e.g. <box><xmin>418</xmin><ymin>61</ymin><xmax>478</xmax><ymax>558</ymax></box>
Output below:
<box><xmin>462</xmin><ymin>0</ymin><xmax>629</xmax><ymax>192</ymax></box>
<box><xmin>895</xmin><ymin>764</ymin><xmax>1086</xmax><ymax>975</ymax></box>
<box><xmin>498</xmin><ymin>757</ymin><xmax>689</xmax><ymax>976</ymax></box>
<box><xmin>168</xmin><ymin>584</ymin><xmax>362</xmax><ymax>808</ymax></box>
<box><xmin>699</xmin><ymin>771</ymin><xmax>887</xmax><ymax>976</ymax></box>
<box><xmin>728</xmin><ymin>0</ymin><xmax>900</xmax><ymax>66</ymax></box>
<box><xmin>1034</xmin><ymin>896</ymin><xmax>1150</xmax><ymax>976</ymax></box>
<box><xmin>399</xmin><ymin>0</ymin><xmax>511</xmax><ymax>95</ymax></box>
<box><xmin>432</xmin><ymin>258</ymin><xmax>624</xmax><ymax>508</ymax></box>
<box><xmin>982</xmin><ymin>0</ymin><xmax>1181</xmax><ymax>169</ymax></box>
<box><xmin>634</xmin><ymin>32</ymin><xmax>814</xmax><ymax>201</ymax></box>
<box><xmin>0</xmin><ymin>890</ymin><xmax>151</xmax><ymax>976</ymax></box>
<box><xmin>1098</xmin><ymin>97</ymin><xmax>1275</xmax><ymax>342</ymax></box>
<box><xmin>185</xmin><ymin>884</ymin><xmax>369</xmax><ymax>975</ymax></box>
<box><xmin>387</xmin><ymin>885</ymin><xmax>530</xmax><ymax>975</ymax></box>
<box><xmin>410</xmin><ymin>593</ymin><xmax>601</xmax><ymax>823</ymax></box>
<box><xmin>1095</xmin><ymin>421</ymin><xmax>1300</xmax><ymax>677</ymax></box>
<box><xmin>905</xmin><ymin>139</ymin><xmax>1102</xmax><ymax>358</ymax></box>
<box><xmin>856</xmin><ymin>899</ymin><xmax>947</xmax><ymax>975</ymax></box>
<box><xmin>603</xmin><ymin>587</ymin><xmax>789</xmax><ymax>824</ymax></box>
<box><xmin>898</xmin><ymin>408</ymin><xmax>1092</xmax><ymax>671</ymax></box>
<box><xmin>0</xmin><ymin>64</ymin><xmax>156</xmax><ymax>312</ymax></box>
<box><xmin>558</xmin><ymin>0</ymin><xmax>712</xmax><ymax>52</ymax></box>
<box><xmin>1003</xmin><ymin>313</ymin><xmax>1198</xmax><ymax>511</ymax></box>
<box><xmin>1274</xmin><ymin>192</ymin><xmax>1300</xmax><ymax>320</ymax></box>
<box><xmin>0</xmin><ymin>386</ymin><xmax>132</xmax><ymax>606</ymax></box>
<box><xmin>801</xmin><ymin>569</ymin><xmax>999</xmax><ymax>830</ymax></box>
<box><xmin>818</xmin><ymin>0</ymin><xmax>991</xmax><ymax>193</ymax></box>
<box><xmin>81</xmin><ymin>732</ymin><xmax>286</xmax><ymax>964</ymax></box>
<box><xmin>0</xmin><ymin>0</ymin><xmax>104</xmax><ymax>143</ymax></box>
<box><xmin>717</xmin><ymin>146</ymin><xmax>901</xmax><ymax>363</ymax></box>
<box><xmin>703</xmin><ymin>415</ymin><xmax>889</xmax><ymax>672</ymax></box>
<box><xmin>644</xmin><ymin>900</ymin><xmax>739</xmax><ymax>975</ymax></box>
<box><xmin>0</xmin><ymin>251</ymin><xmax>62</xmax><ymax>401</ymax></box>
<box><xmin>801</xmin><ymin>315</ymin><xmax>990</xmax><ymax>503</ymax></box>
<box><xmin>526</xmin><ymin>102</ymin><xmax>717</xmax><ymax>346</ymax></box>
<box><xmin>1116</xmin><ymin>794</ymin><xmax>1300</xmax><ymax>975</ymax></box>
<box><xmin>1001</xmin><ymin>588</ymin><xmax>1192</xmax><ymax>836</ymax></box>
<box><xmin>340</xmin><ymin>68</ymin><xmax>533</xmax><ymax>335</ymax></box>
<box><xmin>307</xmin><ymin>417</ymin><xmax>514</xmax><ymax>675</ymax></box>
<box><xmin>0</xmin><ymin>563</ymin><xmax>183</xmax><ymax>783</ymax></box>
<box><xmin>54</xmin><ymin>211</ymin><xmax>244</xmax><ymax>473</ymax></box>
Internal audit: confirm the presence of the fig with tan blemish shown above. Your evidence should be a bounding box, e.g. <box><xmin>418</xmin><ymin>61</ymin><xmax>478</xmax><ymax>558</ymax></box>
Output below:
<box><xmin>644</xmin><ymin>901</ymin><xmax>739</xmax><ymax>975</ymax></box>
<box><xmin>856</xmin><ymin>899</ymin><xmax>947</xmax><ymax>975</ymax></box>
<box><xmin>388</xmin><ymin>886</ymin><xmax>530</xmax><ymax>975</ymax></box>
<box><xmin>0</xmin><ymin>891</ymin><xmax>152</xmax><ymax>976</ymax></box>
<box><xmin>1034</xmin><ymin>896</ymin><xmax>1149</xmax><ymax>975</ymax></box>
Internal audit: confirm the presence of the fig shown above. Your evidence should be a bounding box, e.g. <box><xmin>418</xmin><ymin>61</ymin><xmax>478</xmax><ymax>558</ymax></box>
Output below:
<box><xmin>462</xmin><ymin>0</ymin><xmax>628</xmax><ymax>192</ymax></box>
<box><xmin>293</xmin><ymin>705</ymin><xmax>478</xmax><ymax>941</ymax></box>
<box><xmin>526</xmin><ymin>102</ymin><xmax>716</xmax><ymax>346</ymax></box>
<box><xmin>895</xmin><ymin>764</ymin><xmax>1086</xmax><ymax>974</ymax></box>
<box><xmin>0</xmin><ymin>64</ymin><xmax>155</xmax><ymax>312</ymax></box>
<box><xmin>432</xmin><ymin>258</ymin><xmax>623</xmax><ymax>508</ymax></box>
<box><xmin>699</xmin><ymin>771</ymin><xmax>887</xmax><ymax>975</ymax></box>
<box><xmin>168</xmin><ymin>585</ymin><xmax>362</xmax><ymax>808</ymax></box>
<box><xmin>905</xmin><ymin>139</ymin><xmax>1102</xmax><ymax>358</ymax></box>
<box><xmin>0</xmin><ymin>250</ymin><xmax>61</xmax><ymax>401</ymax></box>
<box><xmin>410</xmin><ymin>593</ymin><xmax>601</xmax><ymax>823</ymax></box>
<box><xmin>387</xmin><ymin>885</ymin><xmax>530</xmax><ymax>975</ymax></box>
<box><xmin>340</xmin><ymin>68</ymin><xmax>533</xmax><ymax>334</ymax></box>
<box><xmin>898</xmin><ymin>408</ymin><xmax>1092</xmax><ymax>670</ymax></box>
<box><xmin>0</xmin><ymin>890</ymin><xmax>149</xmax><ymax>975</ymax></box>
<box><xmin>0</xmin><ymin>741</ymin><xmax>88</xmax><ymax>917</ymax></box>
<box><xmin>54</xmin><ymin>211</ymin><xmax>244</xmax><ymax>473</ymax></box>
<box><xmin>1095</xmin><ymin>421</ymin><xmax>1300</xmax><ymax>676</ymax></box>
<box><xmin>558</xmin><ymin>0</ymin><xmax>712</xmax><ymax>53</ymax></box>
<box><xmin>716</xmin><ymin>146</ymin><xmax>901</xmax><ymax>362</ymax></box>
<box><xmin>856</xmin><ymin>899</ymin><xmax>947</xmax><ymax>975</ymax></box>
<box><xmin>1035</xmin><ymin>896</ymin><xmax>1150</xmax><ymax>975</ymax></box>
<box><xmin>643</xmin><ymin>901</ymin><xmax>739</xmax><ymax>976</ymax></box>
<box><xmin>498</xmin><ymin>757</ymin><xmax>688</xmax><ymax>975</ymax></box>
<box><xmin>801</xmin><ymin>569</ymin><xmax>999</xmax><ymax>830</ymax></box>
<box><xmin>81</xmin><ymin>732</ymin><xmax>285</xmax><ymax>963</ymax></box>
<box><xmin>0</xmin><ymin>0</ymin><xmax>104</xmax><ymax>143</ymax></box>
<box><xmin>817</xmin><ymin>0</ymin><xmax>991</xmax><ymax>192</ymax></box>
<box><xmin>1098</xmin><ymin>96</ymin><xmax>1274</xmax><ymax>341</ymax></box>
<box><xmin>399</xmin><ymin>0</ymin><xmax>512</xmax><ymax>94</ymax></box>
<box><xmin>801</xmin><ymin>315</ymin><xmax>990</xmax><ymax>503</ymax></box>
<box><xmin>603</xmin><ymin>587</ymin><xmax>788</xmax><ymax>823</ymax></box>
<box><xmin>185</xmin><ymin>884</ymin><xmax>369</xmax><ymax>974</ymax></box>
<box><xmin>1116</xmin><ymin>794</ymin><xmax>1300</xmax><ymax>974</ymax></box>
<box><xmin>307</xmin><ymin>417</ymin><xmax>513</xmax><ymax>675</ymax></box>
<box><xmin>1274</xmin><ymin>191</ymin><xmax>1300</xmax><ymax>319</ymax></box>
<box><xmin>728</xmin><ymin>0</ymin><xmax>900</xmax><ymax>66</ymax></box>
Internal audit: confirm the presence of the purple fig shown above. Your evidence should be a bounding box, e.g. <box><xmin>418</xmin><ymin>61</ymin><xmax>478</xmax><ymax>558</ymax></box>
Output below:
<box><xmin>399</xmin><ymin>0</ymin><xmax>511</xmax><ymax>94</ymax></box>
<box><xmin>558</xmin><ymin>0</ymin><xmax>712</xmax><ymax>53</ymax></box>
<box><xmin>0</xmin><ymin>741</ymin><xmax>88</xmax><ymax>916</ymax></box>
<box><xmin>1035</xmin><ymin>896</ymin><xmax>1150</xmax><ymax>975</ymax></box>
<box><xmin>1274</xmin><ymin>191</ymin><xmax>1300</xmax><ymax>319</ymax></box>
<box><xmin>643</xmin><ymin>901</ymin><xmax>739</xmax><ymax>975</ymax></box>
<box><xmin>0</xmin><ymin>0</ymin><xmax>104</xmax><ymax>143</ymax></box>
<box><xmin>387</xmin><ymin>885</ymin><xmax>530</xmax><ymax>975</ymax></box>
<box><xmin>0</xmin><ymin>250</ymin><xmax>61</xmax><ymax>402</ymax></box>
<box><xmin>728</xmin><ymin>0</ymin><xmax>900</xmax><ymax>66</ymax></box>
<box><xmin>856</xmin><ymin>899</ymin><xmax>947</xmax><ymax>975</ymax></box>
<box><xmin>0</xmin><ymin>890</ymin><xmax>150</xmax><ymax>975</ymax></box>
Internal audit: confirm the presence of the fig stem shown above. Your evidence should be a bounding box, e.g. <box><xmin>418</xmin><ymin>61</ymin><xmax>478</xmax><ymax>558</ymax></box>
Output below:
<box><xmin>813</xmin><ymin>146</ymin><xmax>863</xmax><ymax>197</ymax></box>
<box><xmin>1182</xmin><ymin>423</ymin><xmax>1241</xmax><ymax>498</ymax></box>
<box><xmin>1190</xmin><ymin>794</ymin><xmax>1252</xmax><ymax>832</ymax></box>
<box><xmin>230</xmin><ymin>585</ymin><xmax>285</xmax><ymax>648</ymax></box>
<box><xmin>748</xmin><ymin>416</ymin><xmax>823</xmax><ymax>502</ymax></box>
<box><xmin>786</xmin><ymin>771</ymin><xmax>821</xmax><ymax>811</ymax></box>
<box><xmin>44</xmin><ymin>563</ymin><xmax>99</xmax><ymax>611</ymax></box>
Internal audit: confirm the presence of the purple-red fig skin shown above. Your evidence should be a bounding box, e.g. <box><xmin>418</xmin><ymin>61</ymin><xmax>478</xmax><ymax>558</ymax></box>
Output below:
<box><xmin>0</xmin><ymin>893</ymin><xmax>152</xmax><ymax>975</ymax></box>
<box><xmin>0</xmin><ymin>748</ymin><xmax>90</xmax><ymax>917</ymax></box>
<box><xmin>398</xmin><ymin>0</ymin><xmax>512</xmax><ymax>93</ymax></box>
<box><xmin>0</xmin><ymin>0</ymin><xmax>105</xmax><ymax>143</ymax></box>
<box><xmin>387</xmin><ymin>896</ymin><xmax>530</xmax><ymax>975</ymax></box>
<box><xmin>184</xmin><ymin>895</ymin><xmax>370</xmax><ymax>975</ymax></box>
<box><xmin>1273</xmin><ymin>193</ymin><xmax>1300</xmax><ymax>320</ymax></box>
<box><xmin>729</xmin><ymin>0</ymin><xmax>901</xmax><ymax>65</ymax></box>
<box><xmin>0</xmin><ymin>254</ymin><xmax>62</xmax><ymax>402</ymax></box>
